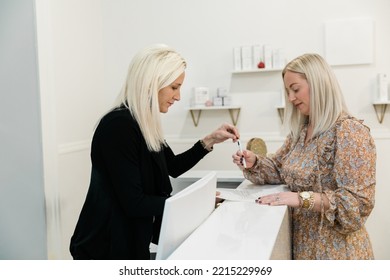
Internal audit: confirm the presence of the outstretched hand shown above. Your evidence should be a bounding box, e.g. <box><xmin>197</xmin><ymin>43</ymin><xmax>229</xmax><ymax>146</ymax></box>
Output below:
<box><xmin>202</xmin><ymin>123</ymin><xmax>240</xmax><ymax>149</ymax></box>
<box><xmin>212</xmin><ymin>123</ymin><xmax>240</xmax><ymax>144</ymax></box>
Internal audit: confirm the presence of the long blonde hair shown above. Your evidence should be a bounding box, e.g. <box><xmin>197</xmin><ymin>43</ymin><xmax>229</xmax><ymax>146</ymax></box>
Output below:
<box><xmin>282</xmin><ymin>53</ymin><xmax>349</xmax><ymax>141</ymax></box>
<box><xmin>115</xmin><ymin>44</ymin><xmax>186</xmax><ymax>152</ymax></box>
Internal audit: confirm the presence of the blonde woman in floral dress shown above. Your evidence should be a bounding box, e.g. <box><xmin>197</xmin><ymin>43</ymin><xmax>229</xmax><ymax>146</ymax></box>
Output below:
<box><xmin>233</xmin><ymin>53</ymin><xmax>376</xmax><ymax>259</ymax></box>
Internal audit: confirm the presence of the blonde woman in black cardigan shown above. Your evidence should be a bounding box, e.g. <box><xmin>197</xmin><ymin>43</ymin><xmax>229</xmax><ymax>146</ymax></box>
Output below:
<box><xmin>70</xmin><ymin>44</ymin><xmax>239</xmax><ymax>260</ymax></box>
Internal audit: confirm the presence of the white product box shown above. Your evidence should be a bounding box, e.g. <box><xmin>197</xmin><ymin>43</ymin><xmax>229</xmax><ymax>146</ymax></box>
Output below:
<box><xmin>272</xmin><ymin>48</ymin><xmax>286</xmax><ymax>69</ymax></box>
<box><xmin>241</xmin><ymin>45</ymin><xmax>253</xmax><ymax>71</ymax></box>
<box><xmin>252</xmin><ymin>45</ymin><xmax>262</xmax><ymax>68</ymax></box>
<box><xmin>272</xmin><ymin>49</ymin><xmax>280</xmax><ymax>69</ymax></box>
<box><xmin>192</xmin><ymin>87</ymin><xmax>210</xmax><ymax>106</ymax></box>
<box><xmin>233</xmin><ymin>47</ymin><xmax>242</xmax><ymax>71</ymax></box>
<box><xmin>222</xmin><ymin>96</ymin><xmax>232</xmax><ymax>106</ymax></box>
<box><xmin>213</xmin><ymin>96</ymin><xmax>223</xmax><ymax>106</ymax></box>
<box><xmin>278</xmin><ymin>48</ymin><xmax>286</xmax><ymax>68</ymax></box>
<box><xmin>263</xmin><ymin>44</ymin><xmax>273</xmax><ymax>69</ymax></box>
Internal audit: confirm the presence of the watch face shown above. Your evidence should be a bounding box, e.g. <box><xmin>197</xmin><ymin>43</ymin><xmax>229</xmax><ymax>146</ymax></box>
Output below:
<box><xmin>301</xmin><ymin>192</ymin><xmax>310</xmax><ymax>199</ymax></box>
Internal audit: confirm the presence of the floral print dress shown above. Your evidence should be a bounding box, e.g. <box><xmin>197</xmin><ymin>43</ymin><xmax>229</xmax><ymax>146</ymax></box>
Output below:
<box><xmin>244</xmin><ymin>114</ymin><xmax>376</xmax><ymax>259</ymax></box>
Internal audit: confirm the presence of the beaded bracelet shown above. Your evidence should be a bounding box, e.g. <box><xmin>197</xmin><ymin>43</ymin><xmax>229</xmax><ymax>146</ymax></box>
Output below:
<box><xmin>200</xmin><ymin>139</ymin><xmax>213</xmax><ymax>152</ymax></box>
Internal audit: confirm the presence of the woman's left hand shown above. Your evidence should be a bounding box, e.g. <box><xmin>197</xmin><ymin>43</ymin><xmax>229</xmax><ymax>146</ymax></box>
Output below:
<box><xmin>256</xmin><ymin>191</ymin><xmax>300</xmax><ymax>208</ymax></box>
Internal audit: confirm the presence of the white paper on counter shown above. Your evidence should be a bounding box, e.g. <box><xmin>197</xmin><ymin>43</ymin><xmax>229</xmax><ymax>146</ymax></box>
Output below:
<box><xmin>216</xmin><ymin>188</ymin><xmax>262</xmax><ymax>202</ymax></box>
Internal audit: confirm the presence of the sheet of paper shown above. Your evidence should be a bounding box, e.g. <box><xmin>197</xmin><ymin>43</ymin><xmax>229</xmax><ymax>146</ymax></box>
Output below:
<box><xmin>216</xmin><ymin>188</ymin><xmax>262</xmax><ymax>202</ymax></box>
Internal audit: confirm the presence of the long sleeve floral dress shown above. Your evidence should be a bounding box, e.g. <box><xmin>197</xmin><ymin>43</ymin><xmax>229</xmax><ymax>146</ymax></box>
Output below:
<box><xmin>244</xmin><ymin>114</ymin><xmax>376</xmax><ymax>259</ymax></box>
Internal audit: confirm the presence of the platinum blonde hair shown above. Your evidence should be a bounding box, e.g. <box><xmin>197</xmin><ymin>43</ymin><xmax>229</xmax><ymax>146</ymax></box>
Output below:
<box><xmin>115</xmin><ymin>44</ymin><xmax>186</xmax><ymax>152</ymax></box>
<box><xmin>282</xmin><ymin>53</ymin><xmax>349</xmax><ymax>142</ymax></box>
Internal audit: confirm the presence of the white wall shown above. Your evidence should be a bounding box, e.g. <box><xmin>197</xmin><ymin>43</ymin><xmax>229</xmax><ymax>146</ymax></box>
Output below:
<box><xmin>35</xmin><ymin>0</ymin><xmax>390</xmax><ymax>259</ymax></box>
<box><xmin>0</xmin><ymin>0</ymin><xmax>47</xmax><ymax>259</ymax></box>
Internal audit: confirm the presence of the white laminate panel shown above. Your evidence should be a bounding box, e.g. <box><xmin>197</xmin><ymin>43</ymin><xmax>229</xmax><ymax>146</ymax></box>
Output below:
<box><xmin>168</xmin><ymin>182</ymin><xmax>288</xmax><ymax>260</ymax></box>
<box><xmin>175</xmin><ymin>170</ymin><xmax>244</xmax><ymax>182</ymax></box>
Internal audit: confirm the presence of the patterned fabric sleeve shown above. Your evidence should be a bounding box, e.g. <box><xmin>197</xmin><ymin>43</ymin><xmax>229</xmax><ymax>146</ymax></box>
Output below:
<box><xmin>243</xmin><ymin>134</ymin><xmax>293</xmax><ymax>185</ymax></box>
<box><xmin>324</xmin><ymin>119</ymin><xmax>376</xmax><ymax>234</ymax></box>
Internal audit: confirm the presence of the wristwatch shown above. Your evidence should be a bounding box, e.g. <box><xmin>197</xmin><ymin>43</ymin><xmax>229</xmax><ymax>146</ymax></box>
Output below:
<box><xmin>299</xmin><ymin>191</ymin><xmax>312</xmax><ymax>209</ymax></box>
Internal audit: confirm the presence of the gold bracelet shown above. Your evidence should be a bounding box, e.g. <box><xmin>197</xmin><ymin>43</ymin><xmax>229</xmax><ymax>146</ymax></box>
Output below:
<box><xmin>297</xmin><ymin>191</ymin><xmax>303</xmax><ymax>208</ymax></box>
<box><xmin>308</xmin><ymin>191</ymin><xmax>315</xmax><ymax>210</ymax></box>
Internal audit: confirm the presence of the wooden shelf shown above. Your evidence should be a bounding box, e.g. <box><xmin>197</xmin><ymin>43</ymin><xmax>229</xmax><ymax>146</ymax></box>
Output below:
<box><xmin>187</xmin><ymin>106</ymin><xmax>241</xmax><ymax>127</ymax></box>
<box><xmin>232</xmin><ymin>68</ymin><xmax>283</xmax><ymax>74</ymax></box>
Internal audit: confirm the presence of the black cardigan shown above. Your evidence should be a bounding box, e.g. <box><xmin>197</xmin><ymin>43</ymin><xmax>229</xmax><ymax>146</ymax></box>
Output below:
<box><xmin>70</xmin><ymin>107</ymin><xmax>209</xmax><ymax>260</ymax></box>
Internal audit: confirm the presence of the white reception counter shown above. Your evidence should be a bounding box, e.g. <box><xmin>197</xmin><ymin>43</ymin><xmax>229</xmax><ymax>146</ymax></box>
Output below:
<box><xmin>167</xmin><ymin>174</ymin><xmax>292</xmax><ymax>260</ymax></box>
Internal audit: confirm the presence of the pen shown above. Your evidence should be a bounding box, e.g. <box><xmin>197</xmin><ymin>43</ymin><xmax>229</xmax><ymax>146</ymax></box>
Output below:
<box><xmin>237</xmin><ymin>139</ymin><xmax>247</xmax><ymax>168</ymax></box>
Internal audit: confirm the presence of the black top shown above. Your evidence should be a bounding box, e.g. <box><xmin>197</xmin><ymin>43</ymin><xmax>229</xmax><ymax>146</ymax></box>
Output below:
<box><xmin>70</xmin><ymin>106</ymin><xmax>209</xmax><ymax>259</ymax></box>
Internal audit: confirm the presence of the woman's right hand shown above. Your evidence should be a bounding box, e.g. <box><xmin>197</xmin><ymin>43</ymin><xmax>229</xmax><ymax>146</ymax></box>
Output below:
<box><xmin>232</xmin><ymin>149</ymin><xmax>257</xmax><ymax>170</ymax></box>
